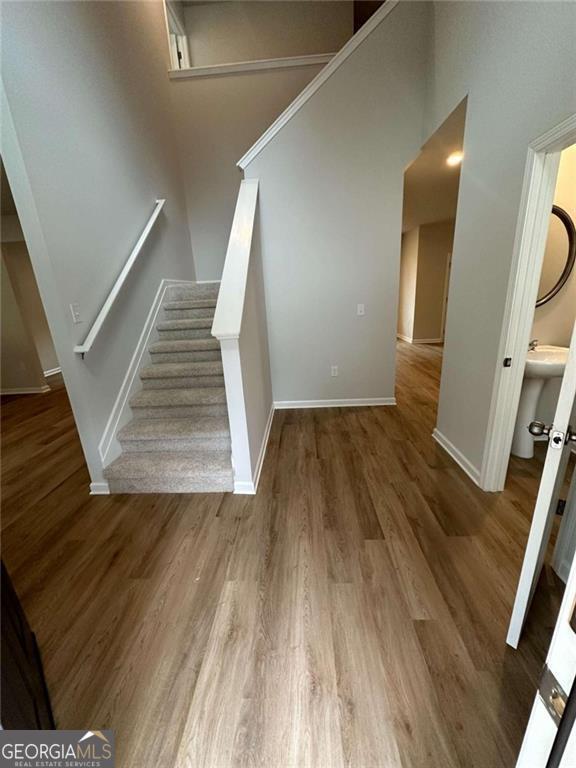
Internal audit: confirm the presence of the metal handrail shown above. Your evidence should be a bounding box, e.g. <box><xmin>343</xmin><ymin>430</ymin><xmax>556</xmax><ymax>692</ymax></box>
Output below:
<box><xmin>74</xmin><ymin>199</ymin><xmax>165</xmax><ymax>357</ymax></box>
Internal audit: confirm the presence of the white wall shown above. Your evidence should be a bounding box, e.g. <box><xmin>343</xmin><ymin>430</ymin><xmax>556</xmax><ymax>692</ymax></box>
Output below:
<box><xmin>397</xmin><ymin>228</ymin><xmax>418</xmax><ymax>340</ymax></box>
<box><xmin>397</xmin><ymin>220</ymin><xmax>453</xmax><ymax>343</ymax></box>
<box><xmin>1</xmin><ymin>0</ymin><xmax>194</xmax><ymax>484</ymax></box>
<box><xmin>0</xmin><ymin>254</ymin><xmax>47</xmax><ymax>393</ymax></box>
<box><xmin>170</xmin><ymin>64</ymin><xmax>325</xmax><ymax>280</ymax></box>
<box><xmin>2</xmin><ymin>239</ymin><xmax>59</xmax><ymax>373</ymax></box>
<box><xmin>413</xmin><ymin>220</ymin><xmax>453</xmax><ymax>341</ymax></box>
<box><xmin>183</xmin><ymin>1</ymin><xmax>353</xmax><ymax>66</ymax></box>
<box><xmin>426</xmin><ymin>0</ymin><xmax>576</xmax><ymax>475</ymax></box>
<box><xmin>244</xmin><ymin>1</ymin><xmax>430</xmax><ymax>403</ymax></box>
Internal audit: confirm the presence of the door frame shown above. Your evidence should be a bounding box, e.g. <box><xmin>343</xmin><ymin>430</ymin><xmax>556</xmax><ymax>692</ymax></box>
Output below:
<box><xmin>480</xmin><ymin>113</ymin><xmax>576</xmax><ymax>492</ymax></box>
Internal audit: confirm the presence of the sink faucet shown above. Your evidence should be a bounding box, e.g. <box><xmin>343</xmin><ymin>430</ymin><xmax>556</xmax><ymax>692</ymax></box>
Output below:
<box><xmin>528</xmin><ymin>339</ymin><xmax>539</xmax><ymax>352</ymax></box>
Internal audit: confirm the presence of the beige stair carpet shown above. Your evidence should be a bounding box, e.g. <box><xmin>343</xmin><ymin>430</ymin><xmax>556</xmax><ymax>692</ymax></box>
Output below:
<box><xmin>104</xmin><ymin>284</ymin><xmax>234</xmax><ymax>493</ymax></box>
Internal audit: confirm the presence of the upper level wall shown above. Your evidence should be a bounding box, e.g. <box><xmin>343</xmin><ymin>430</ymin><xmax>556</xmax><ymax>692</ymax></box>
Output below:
<box><xmin>1</xmin><ymin>0</ymin><xmax>194</xmax><ymax>483</ymax></box>
<box><xmin>170</xmin><ymin>63</ymin><xmax>325</xmax><ymax>280</ymax></box>
<box><xmin>183</xmin><ymin>1</ymin><xmax>353</xmax><ymax>66</ymax></box>
<box><xmin>425</xmin><ymin>0</ymin><xmax>576</xmax><ymax>474</ymax></box>
<box><xmin>243</xmin><ymin>1</ymin><xmax>430</xmax><ymax>403</ymax></box>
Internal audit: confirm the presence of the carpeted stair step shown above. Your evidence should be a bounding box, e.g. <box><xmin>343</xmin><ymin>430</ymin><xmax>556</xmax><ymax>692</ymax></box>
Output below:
<box><xmin>104</xmin><ymin>450</ymin><xmax>233</xmax><ymax>493</ymax></box>
<box><xmin>130</xmin><ymin>387</ymin><xmax>227</xmax><ymax>418</ymax></box>
<box><xmin>140</xmin><ymin>361</ymin><xmax>224</xmax><ymax>389</ymax></box>
<box><xmin>118</xmin><ymin>415</ymin><xmax>231</xmax><ymax>452</ymax></box>
<box><xmin>164</xmin><ymin>299</ymin><xmax>217</xmax><ymax>319</ymax></box>
<box><xmin>149</xmin><ymin>338</ymin><xmax>221</xmax><ymax>363</ymax></box>
<box><xmin>168</xmin><ymin>284</ymin><xmax>219</xmax><ymax>301</ymax></box>
<box><xmin>157</xmin><ymin>317</ymin><xmax>214</xmax><ymax>340</ymax></box>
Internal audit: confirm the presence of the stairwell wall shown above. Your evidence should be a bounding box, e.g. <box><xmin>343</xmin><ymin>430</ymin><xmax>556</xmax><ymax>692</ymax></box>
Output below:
<box><xmin>243</xmin><ymin>1</ymin><xmax>430</xmax><ymax>404</ymax></box>
<box><xmin>1</xmin><ymin>0</ymin><xmax>194</xmax><ymax>485</ymax></box>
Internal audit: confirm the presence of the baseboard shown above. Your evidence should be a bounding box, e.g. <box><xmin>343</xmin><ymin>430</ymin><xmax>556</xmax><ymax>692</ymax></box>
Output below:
<box><xmin>90</xmin><ymin>482</ymin><xmax>110</xmax><ymax>495</ymax></box>
<box><xmin>397</xmin><ymin>334</ymin><xmax>443</xmax><ymax>345</ymax></box>
<box><xmin>43</xmin><ymin>366</ymin><xmax>62</xmax><ymax>377</ymax></box>
<box><xmin>98</xmin><ymin>278</ymin><xmax>197</xmax><ymax>466</ymax></box>
<box><xmin>195</xmin><ymin>280</ymin><xmax>221</xmax><ymax>285</ymax></box>
<box><xmin>274</xmin><ymin>397</ymin><xmax>396</xmax><ymax>409</ymax></box>
<box><xmin>252</xmin><ymin>403</ymin><xmax>275</xmax><ymax>493</ymax></box>
<box><xmin>432</xmin><ymin>428</ymin><xmax>481</xmax><ymax>485</ymax></box>
<box><xmin>1</xmin><ymin>385</ymin><xmax>50</xmax><ymax>395</ymax></box>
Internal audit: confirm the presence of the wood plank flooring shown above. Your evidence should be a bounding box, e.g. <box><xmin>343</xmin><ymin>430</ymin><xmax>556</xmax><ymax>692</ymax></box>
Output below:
<box><xmin>1</xmin><ymin>342</ymin><xmax>565</xmax><ymax>767</ymax></box>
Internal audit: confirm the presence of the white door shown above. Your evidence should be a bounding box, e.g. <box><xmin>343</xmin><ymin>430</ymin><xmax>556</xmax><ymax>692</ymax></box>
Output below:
<box><xmin>516</xmin><ymin>531</ymin><xmax>576</xmax><ymax>766</ymax></box>
<box><xmin>508</xmin><ymin>318</ymin><xmax>576</xmax><ymax>649</ymax></box>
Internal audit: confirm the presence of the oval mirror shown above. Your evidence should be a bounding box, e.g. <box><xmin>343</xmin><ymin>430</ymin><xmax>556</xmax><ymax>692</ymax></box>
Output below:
<box><xmin>536</xmin><ymin>205</ymin><xmax>576</xmax><ymax>308</ymax></box>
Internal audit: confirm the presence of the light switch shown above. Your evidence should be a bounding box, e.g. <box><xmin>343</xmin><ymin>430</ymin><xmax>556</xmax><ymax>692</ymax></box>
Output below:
<box><xmin>69</xmin><ymin>303</ymin><xmax>82</xmax><ymax>324</ymax></box>
<box><xmin>357</xmin><ymin>304</ymin><xmax>365</xmax><ymax>316</ymax></box>
<box><xmin>331</xmin><ymin>365</ymin><xmax>338</xmax><ymax>377</ymax></box>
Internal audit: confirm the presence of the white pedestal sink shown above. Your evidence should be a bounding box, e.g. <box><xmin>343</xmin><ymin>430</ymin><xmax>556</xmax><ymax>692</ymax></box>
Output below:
<box><xmin>511</xmin><ymin>345</ymin><xmax>569</xmax><ymax>459</ymax></box>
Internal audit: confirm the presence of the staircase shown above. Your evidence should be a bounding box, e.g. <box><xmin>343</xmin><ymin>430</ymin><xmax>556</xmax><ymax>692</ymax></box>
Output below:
<box><xmin>104</xmin><ymin>284</ymin><xmax>234</xmax><ymax>493</ymax></box>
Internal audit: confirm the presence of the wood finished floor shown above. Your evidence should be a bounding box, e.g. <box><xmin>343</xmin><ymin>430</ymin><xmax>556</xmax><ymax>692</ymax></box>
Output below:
<box><xmin>1</xmin><ymin>342</ymin><xmax>565</xmax><ymax>768</ymax></box>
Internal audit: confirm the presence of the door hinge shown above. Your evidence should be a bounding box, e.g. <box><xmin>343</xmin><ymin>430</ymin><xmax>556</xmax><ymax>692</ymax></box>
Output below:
<box><xmin>539</xmin><ymin>665</ymin><xmax>567</xmax><ymax>727</ymax></box>
<box><xmin>556</xmin><ymin>499</ymin><xmax>566</xmax><ymax>516</ymax></box>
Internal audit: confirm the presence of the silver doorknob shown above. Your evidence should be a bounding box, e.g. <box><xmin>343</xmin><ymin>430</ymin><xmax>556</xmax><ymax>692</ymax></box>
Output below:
<box><xmin>528</xmin><ymin>421</ymin><xmax>551</xmax><ymax>437</ymax></box>
<box><xmin>567</xmin><ymin>427</ymin><xmax>576</xmax><ymax>444</ymax></box>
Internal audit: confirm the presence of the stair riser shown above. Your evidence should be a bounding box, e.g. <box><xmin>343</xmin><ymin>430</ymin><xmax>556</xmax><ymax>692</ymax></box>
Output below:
<box><xmin>107</xmin><ymin>476</ymin><xmax>233</xmax><ymax>494</ymax></box>
<box><xmin>168</xmin><ymin>285</ymin><xmax>219</xmax><ymax>301</ymax></box>
<box><xmin>119</xmin><ymin>436</ymin><xmax>231</xmax><ymax>453</ymax></box>
<box><xmin>158</xmin><ymin>329</ymin><xmax>213</xmax><ymax>340</ymax></box>
<box><xmin>164</xmin><ymin>308</ymin><xmax>216</xmax><ymax>320</ymax></box>
<box><xmin>150</xmin><ymin>351</ymin><xmax>221</xmax><ymax>363</ymax></box>
<box><xmin>131</xmin><ymin>404</ymin><xmax>228</xmax><ymax>419</ymax></box>
<box><xmin>141</xmin><ymin>375</ymin><xmax>224</xmax><ymax>390</ymax></box>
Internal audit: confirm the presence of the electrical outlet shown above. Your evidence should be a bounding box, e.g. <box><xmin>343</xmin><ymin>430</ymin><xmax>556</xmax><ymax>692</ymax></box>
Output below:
<box><xmin>69</xmin><ymin>302</ymin><xmax>82</xmax><ymax>324</ymax></box>
<box><xmin>357</xmin><ymin>303</ymin><xmax>365</xmax><ymax>316</ymax></box>
<box><xmin>331</xmin><ymin>365</ymin><xmax>338</xmax><ymax>377</ymax></box>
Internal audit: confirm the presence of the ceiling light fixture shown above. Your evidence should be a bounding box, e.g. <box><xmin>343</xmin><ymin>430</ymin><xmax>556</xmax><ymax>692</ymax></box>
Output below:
<box><xmin>446</xmin><ymin>151</ymin><xmax>464</xmax><ymax>167</ymax></box>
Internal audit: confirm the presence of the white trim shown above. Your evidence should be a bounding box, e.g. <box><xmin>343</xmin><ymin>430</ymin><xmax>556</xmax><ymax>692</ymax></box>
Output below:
<box><xmin>90</xmin><ymin>482</ymin><xmax>110</xmax><ymax>495</ymax></box>
<box><xmin>98</xmin><ymin>278</ymin><xmax>196</xmax><ymax>467</ymax></box>
<box><xmin>397</xmin><ymin>333</ymin><xmax>413</xmax><ymax>343</ymax></box>
<box><xmin>74</xmin><ymin>199</ymin><xmax>166</xmax><ymax>356</ymax></box>
<box><xmin>169</xmin><ymin>53</ymin><xmax>335</xmax><ymax>81</ymax></box>
<box><xmin>274</xmin><ymin>397</ymin><xmax>396</xmax><ymax>409</ymax></box>
<box><xmin>433</xmin><ymin>428</ymin><xmax>481</xmax><ymax>485</ymax></box>
<box><xmin>43</xmin><ymin>366</ymin><xmax>61</xmax><ymax>377</ymax></box>
<box><xmin>237</xmin><ymin>0</ymin><xmax>400</xmax><ymax>169</ymax></box>
<box><xmin>212</xmin><ymin>180</ymin><xmax>259</xmax><ymax>341</ymax></box>
<box><xmin>234</xmin><ymin>480</ymin><xmax>257</xmax><ymax>494</ymax></box>
<box><xmin>0</xmin><ymin>385</ymin><xmax>50</xmax><ymax>395</ymax></box>
<box><xmin>195</xmin><ymin>280</ymin><xmax>221</xmax><ymax>285</ymax></box>
<box><xmin>249</xmin><ymin>403</ymin><xmax>275</xmax><ymax>495</ymax></box>
<box><xmin>220</xmin><ymin>337</ymin><xmax>253</xmax><ymax>492</ymax></box>
<box><xmin>480</xmin><ymin>113</ymin><xmax>576</xmax><ymax>492</ymax></box>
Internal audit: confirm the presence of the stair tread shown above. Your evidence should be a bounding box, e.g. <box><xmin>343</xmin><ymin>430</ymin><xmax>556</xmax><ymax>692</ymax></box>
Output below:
<box><xmin>164</xmin><ymin>299</ymin><xmax>217</xmax><ymax>310</ymax></box>
<box><xmin>140</xmin><ymin>361</ymin><xmax>223</xmax><ymax>379</ymax></box>
<box><xmin>158</xmin><ymin>318</ymin><xmax>213</xmax><ymax>331</ymax></box>
<box><xmin>130</xmin><ymin>387</ymin><xmax>226</xmax><ymax>407</ymax></box>
<box><xmin>150</xmin><ymin>339</ymin><xmax>220</xmax><ymax>353</ymax></box>
<box><xmin>104</xmin><ymin>450</ymin><xmax>232</xmax><ymax>478</ymax></box>
<box><xmin>119</xmin><ymin>416</ymin><xmax>230</xmax><ymax>441</ymax></box>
